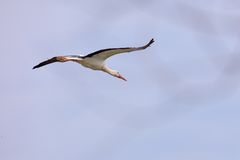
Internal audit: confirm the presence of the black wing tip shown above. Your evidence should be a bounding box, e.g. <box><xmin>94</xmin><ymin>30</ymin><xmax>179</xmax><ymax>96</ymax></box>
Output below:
<box><xmin>32</xmin><ymin>57</ymin><xmax>59</xmax><ymax>70</ymax></box>
<box><xmin>149</xmin><ymin>38</ymin><xmax>155</xmax><ymax>45</ymax></box>
<box><xmin>32</xmin><ymin>65</ymin><xmax>39</xmax><ymax>69</ymax></box>
<box><xmin>32</xmin><ymin>62</ymin><xmax>46</xmax><ymax>69</ymax></box>
<box><xmin>142</xmin><ymin>38</ymin><xmax>154</xmax><ymax>49</ymax></box>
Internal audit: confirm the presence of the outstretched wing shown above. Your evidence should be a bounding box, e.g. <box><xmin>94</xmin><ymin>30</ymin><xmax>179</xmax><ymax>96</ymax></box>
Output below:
<box><xmin>32</xmin><ymin>55</ymin><xmax>82</xmax><ymax>69</ymax></box>
<box><xmin>83</xmin><ymin>38</ymin><xmax>154</xmax><ymax>60</ymax></box>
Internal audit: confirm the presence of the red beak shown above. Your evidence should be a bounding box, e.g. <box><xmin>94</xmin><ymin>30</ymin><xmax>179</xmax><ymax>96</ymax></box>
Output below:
<box><xmin>118</xmin><ymin>74</ymin><xmax>127</xmax><ymax>81</ymax></box>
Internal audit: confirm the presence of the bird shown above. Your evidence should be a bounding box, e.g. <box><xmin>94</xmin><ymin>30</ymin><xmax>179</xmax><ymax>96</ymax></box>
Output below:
<box><xmin>33</xmin><ymin>38</ymin><xmax>154</xmax><ymax>81</ymax></box>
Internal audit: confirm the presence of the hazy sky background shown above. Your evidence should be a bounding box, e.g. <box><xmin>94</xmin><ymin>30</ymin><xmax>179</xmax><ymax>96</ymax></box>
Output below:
<box><xmin>1</xmin><ymin>0</ymin><xmax>240</xmax><ymax>160</ymax></box>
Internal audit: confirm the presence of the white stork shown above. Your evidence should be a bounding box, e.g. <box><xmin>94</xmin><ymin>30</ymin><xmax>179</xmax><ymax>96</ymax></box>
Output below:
<box><xmin>33</xmin><ymin>38</ymin><xmax>154</xmax><ymax>81</ymax></box>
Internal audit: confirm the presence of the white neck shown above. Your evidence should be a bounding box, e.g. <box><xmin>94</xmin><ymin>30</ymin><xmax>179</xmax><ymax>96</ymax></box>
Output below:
<box><xmin>102</xmin><ymin>65</ymin><xmax>116</xmax><ymax>76</ymax></box>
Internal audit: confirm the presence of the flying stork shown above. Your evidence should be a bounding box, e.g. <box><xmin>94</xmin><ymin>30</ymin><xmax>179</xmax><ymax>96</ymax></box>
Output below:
<box><xmin>33</xmin><ymin>38</ymin><xmax>154</xmax><ymax>81</ymax></box>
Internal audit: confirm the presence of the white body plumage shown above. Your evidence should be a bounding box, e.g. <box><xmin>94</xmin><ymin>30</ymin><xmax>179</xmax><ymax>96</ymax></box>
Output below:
<box><xmin>33</xmin><ymin>39</ymin><xmax>154</xmax><ymax>81</ymax></box>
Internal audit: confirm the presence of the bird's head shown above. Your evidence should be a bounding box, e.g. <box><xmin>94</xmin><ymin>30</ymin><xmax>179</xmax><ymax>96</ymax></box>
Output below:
<box><xmin>113</xmin><ymin>71</ymin><xmax>127</xmax><ymax>81</ymax></box>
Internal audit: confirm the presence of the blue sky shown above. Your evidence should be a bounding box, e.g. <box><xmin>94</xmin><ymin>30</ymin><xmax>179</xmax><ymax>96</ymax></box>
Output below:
<box><xmin>0</xmin><ymin>0</ymin><xmax>240</xmax><ymax>160</ymax></box>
